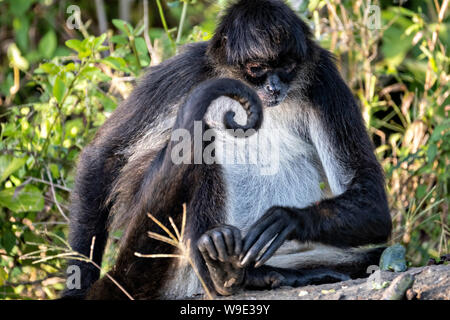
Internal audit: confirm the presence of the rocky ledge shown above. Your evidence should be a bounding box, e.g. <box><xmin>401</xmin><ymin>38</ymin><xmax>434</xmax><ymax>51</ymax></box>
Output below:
<box><xmin>215</xmin><ymin>264</ymin><xmax>450</xmax><ymax>300</ymax></box>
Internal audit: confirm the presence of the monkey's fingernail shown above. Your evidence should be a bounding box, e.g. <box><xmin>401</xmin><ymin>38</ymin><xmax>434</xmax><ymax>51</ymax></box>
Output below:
<box><xmin>240</xmin><ymin>254</ymin><xmax>250</xmax><ymax>266</ymax></box>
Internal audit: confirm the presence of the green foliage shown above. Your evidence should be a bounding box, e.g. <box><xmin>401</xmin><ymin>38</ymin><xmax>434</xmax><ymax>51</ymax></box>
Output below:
<box><xmin>0</xmin><ymin>32</ymin><xmax>135</xmax><ymax>298</ymax></box>
<box><xmin>0</xmin><ymin>0</ymin><xmax>448</xmax><ymax>299</ymax></box>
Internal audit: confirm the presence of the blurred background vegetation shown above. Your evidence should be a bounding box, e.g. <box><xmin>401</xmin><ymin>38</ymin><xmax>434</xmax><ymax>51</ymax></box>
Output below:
<box><xmin>0</xmin><ymin>0</ymin><xmax>448</xmax><ymax>299</ymax></box>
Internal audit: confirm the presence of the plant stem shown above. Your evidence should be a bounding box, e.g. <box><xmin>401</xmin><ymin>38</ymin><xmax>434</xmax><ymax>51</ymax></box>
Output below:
<box><xmin>125</xmin><ymin>24</ymin><xmax>141</xmax><ymax>68</ymax></box>
<box><xmin>176</xmin><ymin>1</ymin><xmax>189</xmax><ymax>44</ymax></box>
<box><xmin>142</xmin><ymin>0</ymin><xmax>154</xmax><ymax>59</ymax></box>
<box><xmin>156</xmin><ymin>0</ymin><xmax>175</xmax><ymax>45</ymax></box>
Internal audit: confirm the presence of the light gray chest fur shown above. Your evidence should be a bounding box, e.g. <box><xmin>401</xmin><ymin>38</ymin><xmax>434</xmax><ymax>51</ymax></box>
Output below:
<box><xmin>161</xmin><ymin>97</ymin><xmax>337</xmax><ymax>298</ymax></box>
<box><xmin>204</xmin><ymin>97</ymin><xmax>328</xmax><ymax>232</ymax></box>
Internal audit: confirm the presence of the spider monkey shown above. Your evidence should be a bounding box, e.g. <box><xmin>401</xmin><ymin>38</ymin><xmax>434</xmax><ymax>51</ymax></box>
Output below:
<box><xmin>64</xmin><ymin>0</ymin><xmax>391</xmax><ymax>299</ymax></box>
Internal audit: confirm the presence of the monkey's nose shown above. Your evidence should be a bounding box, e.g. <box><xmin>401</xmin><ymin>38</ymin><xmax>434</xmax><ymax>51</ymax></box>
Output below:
<box><xmin>265</xmin><ymin>85</ymin><xmax>280</xmax><ymax>96</ymax></box>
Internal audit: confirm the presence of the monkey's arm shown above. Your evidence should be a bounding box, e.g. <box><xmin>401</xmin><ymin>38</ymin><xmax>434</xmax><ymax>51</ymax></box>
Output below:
<box><xmin>198</xmin><ymin>225</ymin><xmax>349</xmax><ymax>296</ymax></box>
<box><xmin>240</xmin><ymin>51</ymin><xmax>392</xmax><ymax>268</ymax></box>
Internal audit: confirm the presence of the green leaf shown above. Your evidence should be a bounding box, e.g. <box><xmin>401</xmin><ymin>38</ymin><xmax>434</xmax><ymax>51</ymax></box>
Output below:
<box><xmin>13</xmin><ymin>17</ymin><xmax>30</xmax><ymax>52</ymax></box>
<box><xmin>97</xmin><ymin>93</ymin><xmax>117</xmax><ymax>112</ymax></box>
<box><xmin>0</xmin><ymin>155</ymin><xmax>27</xmax><ymax>183</ymax></box>
<box><xmin>10</xmin><ymin>0</ymin><xmax>34</xmax><ymax>16</ymax></box>
<box><xmin>430</xmin><ymin>120</ymin><xmax>450</xmax><ymax>142</ymax></box>
<box><xmin>49</xmin><ymin>164</ymin><xmax>60</xmax><ymax>179</ymax></box>
<box><xmin>427</xmin><ymin>144</ymin><xmax>438</xmax><ymax>163</ymax></box>
<box><xmin>112</xmin><ymin>19</ymin><xmax>133</xmax><ymax>35</ymax></box>
<box><xmin>92</xmin><ymin>34</ymin><xmax>107</xmax><ymax>50</ymax></box>
<box><xmin>63</xmin><ymin>63</ymin><xmax>77</xmax><ymax>73</ymax></box>
<box><xmin>78</xmin><ymin>47</ymin><xmax>92</xmax><ymax>59</ymax></box>
<box><xmin>102</xmin><ymin>56</ymin><xmax>128</xmax><ymax>71</ymax></box>
<box><xmin>97</xmin><ymin>45</ymin><xmax>109</xmax><ymax>52</ymax></box>
<box><xmin>66</xmin><ymin>119</ymin><xmax>84</xmax><ymax>137</ymax></box>
<box><xmin>65</xmin><ymin>39</ymin><xmax>83</xmax><ymax>52</ymax></box>
<box><xmin>1</xmin><ymin>230</ymin><xmax>16</xmax><ymax>254</ymax></box>
<box><xmin>0</xmin><ymin>185</ymin><xmax>45</xmax><ymax>213</ymax></box>
<box><xmin>38</xmin><ymin>31</ymin><xmax>57</xmax><ymax>59</ymax></box>
<box><xmin>135</xmin><ymin>37</ymin><xmax>149</xmax><ymax>56</ymax></box>
<box><xmin>134</xmin><ymin>24</ymin><xmax>145</xmax><ymax>37</ymax></box>
<box><xmin>53</xmin><ymin>76</ymin><xmax>66</xmax><ymax>103</ymax></box>
<box><xmin>39</xmin><ymin>62</ymin><xmax>60</xmax><ymax>75</ymax></box>
<box><xmin>0</xmin><ymin>267</ymin><xmax>8</xmax><ymax>286</ymax></box>
<box><xmin>110</xmin><ymin>35</ymin><xmax>128</xmax><ymax>45</ymax></box>
<box><xmin>416</xmin><ymin>185</ymin><xmax>427</xmax><ymax>200</ymax></box>
<box><xmin>78</xmin><ymin>66</ymin><xmax>101</xmax><ymax>78</ymax></box>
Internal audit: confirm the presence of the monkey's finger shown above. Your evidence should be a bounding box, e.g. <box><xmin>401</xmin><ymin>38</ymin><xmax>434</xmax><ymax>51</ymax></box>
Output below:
<box><xmin>232</xmin><ymin>227</ymin><xmax>242</xmax><ymax>256</ymax></box>
<box><xmin>241</xmin><ymin>213</ymin><xmax>277</xmax><ymax>259</ymax></box>
<box><xmin>221</xmin><ymin>227</ymin><xmax>235</xmax><ymax>257</ymax></box>
<box><xmin>211</xmin><ymin>230</ymin><xmax>228</xmax><ymax>262</ymax></box>
<box><xmin>254</xmin><ymin>226</ymin><xmax>293</xmax><ymax>268</ymax></box>
<box><xmin>197</xmin><ymin>235</ymin><xmax>218</xmax><ymax>261</ymax></box>
<box><xmin>240</xmin><ymin>221</ymin><xmax>283</xmax><ymax>267</ymax></box>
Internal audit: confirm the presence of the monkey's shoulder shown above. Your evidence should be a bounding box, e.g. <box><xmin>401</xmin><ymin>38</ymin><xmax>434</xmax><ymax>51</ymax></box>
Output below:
<box><xmin>92</xmin><ymin>42</ymin><xmax>213</xmax><ymax>147</ymax></box>
<box><xmin>138</xmin><ymin>41</ymin><xmax>212</xmax><ymax>94</ymax></box>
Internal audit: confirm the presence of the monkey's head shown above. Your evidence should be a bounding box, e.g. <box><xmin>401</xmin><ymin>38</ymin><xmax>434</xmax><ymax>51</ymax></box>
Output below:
<box><xmin>207</xmin><ymin>0</ymin><xmax>313</xmax><ymax>107</ymax></box>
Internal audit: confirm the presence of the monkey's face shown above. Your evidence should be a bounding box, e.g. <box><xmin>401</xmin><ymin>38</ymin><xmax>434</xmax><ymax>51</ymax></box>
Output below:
<box><xmin>242</xmin><ymin>59</ymin><xmax>297</xmax><ymax>107</ymax></box>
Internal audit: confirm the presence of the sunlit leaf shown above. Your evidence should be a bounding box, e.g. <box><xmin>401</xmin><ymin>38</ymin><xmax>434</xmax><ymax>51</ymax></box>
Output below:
<box><xmin>0</xmin><ymin>155</ymin><xmax>27</xmax><ymax>183</ymax></box>
<box><xmin>53</xmin><ymin>76</ymin><xmax>66</xmax><ymax>103</ymax></box>
<box><xmin>0</xmin><ymin>267</ymin><xmax>8</xmax><ymax>286</ymax></box>
<box><xmin>39</xmin><ymin>62</ymin><xmax>60</xmax><ymax>75</ymax></box>
<box><xmin>65</xmin><ymin>39</ymin><xmax>83</xmax><ymax>52</ymax></box>
<box><xmin>0</xmin><ymin>185</ymin><xmax>45</xmax><ymax>213</ymax></box>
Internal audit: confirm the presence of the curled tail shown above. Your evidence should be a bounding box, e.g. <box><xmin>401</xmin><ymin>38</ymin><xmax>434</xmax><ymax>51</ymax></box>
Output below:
<box><xmin>173</xmin><ymin>78</ymin><xmax>263</xmax><ymax>134</ymax></box>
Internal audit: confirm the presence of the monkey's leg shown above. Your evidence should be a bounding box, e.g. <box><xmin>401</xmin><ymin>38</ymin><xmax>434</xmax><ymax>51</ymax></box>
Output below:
<box><xmin>245</xmin><ymin>266</ymin><xmax>350</xmax><ymax>289</ymax></box>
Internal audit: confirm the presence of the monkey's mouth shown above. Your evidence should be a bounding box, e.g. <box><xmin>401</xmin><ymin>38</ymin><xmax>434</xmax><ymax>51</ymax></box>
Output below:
<box><xmin>263</xmin><ymin>95</ymin><xmax>287</xmax><ymax>107</ymax></box>
<box><xmin>266</xmin><ymin>99</ymin><xmax>282</xmax><ymax>107</ymax></box>
<box><xmin>256</xmin><ymin>88</ymin><xmax>288</xmax><ymax>107</ymax></box>
<box><xmin>258</xmin><ymin>91</ymin><xmax>287</xmax><ymax>108</ymax></box>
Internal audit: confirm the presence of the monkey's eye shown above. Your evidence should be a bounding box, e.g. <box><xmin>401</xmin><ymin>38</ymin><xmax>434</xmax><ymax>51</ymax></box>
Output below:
<box><xmin>245</xmin><ymin>63</ymin><xmax>267</xmax><ymax>78</ymax></box>
<box><xmin>284</xmin><ymin>61</ymin><xmax>297</xmax><ymax>73</ymax></box>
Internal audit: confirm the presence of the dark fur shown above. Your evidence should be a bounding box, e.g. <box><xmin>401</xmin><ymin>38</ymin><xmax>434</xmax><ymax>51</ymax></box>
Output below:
<box><xmin>64</xmin><ymin>0</ymin><xmax>391</xmax><ymax>300</ymax></box>
<box><xmin>65</xmin><ymin>42</ymin><xmax>213</xmax><ymax>299</ymax></box>
<box><xmin>208</xmin><ymin>0</ymin><xmax>311</xmax><ymax>65</ymax></box>
<box><xmin>85</xmin><ymin>78</ymin><xmax>264</xmax><ymax>299</ymax></box>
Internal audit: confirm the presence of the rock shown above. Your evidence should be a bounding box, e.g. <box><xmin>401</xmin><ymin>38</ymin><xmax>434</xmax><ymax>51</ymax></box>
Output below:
<box><xmin>379</xmin><ymin>244</ymin><xmax>408</xmax><ymax>272</ymax></box>
<box><xmin>209</xmin><ymin>264</ymin><xmax>450</xmax><ymax>300</ymax></box>
<box><xmin>381</xmin><ymin>273</ymin><xmax>415</xmax><ymax>300</ymax></box>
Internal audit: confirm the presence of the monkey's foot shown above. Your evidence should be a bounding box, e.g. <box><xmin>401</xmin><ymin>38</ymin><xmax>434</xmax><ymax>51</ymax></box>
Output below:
<box><xmin>243</xmin><ymin>266</ymin><xmax>351</xmax><ymax>291</ymax></box>
<box><xmin>197</xmin><ymin>225</ymin><xmax>246</xmax><ymax>296</ymax></box>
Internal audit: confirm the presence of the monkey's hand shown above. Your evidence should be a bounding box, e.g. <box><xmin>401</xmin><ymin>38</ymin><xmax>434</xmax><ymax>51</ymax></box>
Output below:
<box><xmin>240</xmin><ymin>206</ymin><xmax>297</xmax><ymax>268</ymax></box>
<box><xmin>197</xmin><ymin>225</ymin><xmax>246</xmax><ymax>296</ymax></box>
